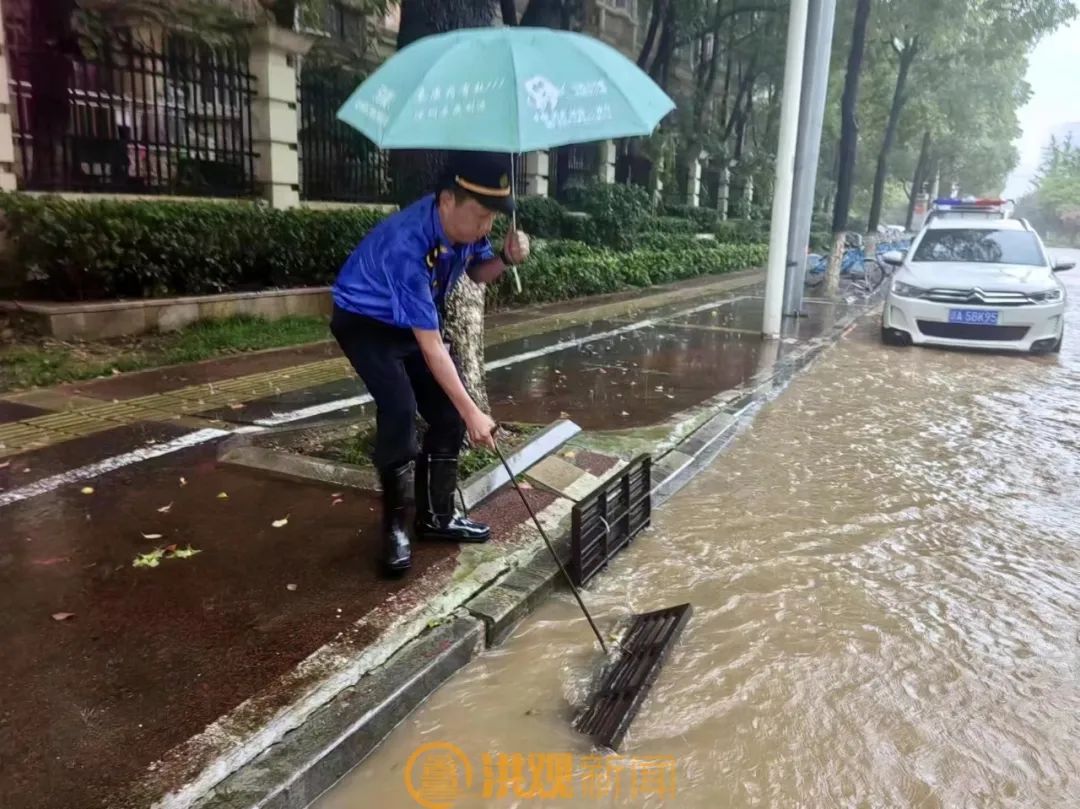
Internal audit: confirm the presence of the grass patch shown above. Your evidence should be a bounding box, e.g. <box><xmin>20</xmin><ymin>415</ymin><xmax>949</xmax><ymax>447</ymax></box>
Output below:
<box><xmin>325</xmin><ymin>420</ymin><xmax>541</xmax><ymax>476</ymax></box>
<box><xmin>0</xmin><ymin>314</ymin><xmax>330</xmax><ymax>392</ymax></box>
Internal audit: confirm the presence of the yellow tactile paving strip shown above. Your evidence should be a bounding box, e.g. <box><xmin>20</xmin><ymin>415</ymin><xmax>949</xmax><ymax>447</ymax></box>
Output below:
<box><xmin>0</xmin><ymin>357</ymin><xmax>353</xmax><ymax>456</ymax></box>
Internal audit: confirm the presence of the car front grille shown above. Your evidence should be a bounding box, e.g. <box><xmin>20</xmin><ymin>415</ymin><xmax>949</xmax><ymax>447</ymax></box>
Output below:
<box><xmin>917</xmin><ymin>321</ymin><xmax>1029</xmax><ymax>341</ymax></box>
<box><xmin>924</xmin><ymin>288</ymin><xmax>1033</xmax><ymax>306</ymax></box>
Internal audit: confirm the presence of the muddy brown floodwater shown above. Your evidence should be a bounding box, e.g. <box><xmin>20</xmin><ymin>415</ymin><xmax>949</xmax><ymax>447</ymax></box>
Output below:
<box><xmin>317</xmin><ymin>255</ymin><xmax>1080</xmax><ymax>809</ymax></box>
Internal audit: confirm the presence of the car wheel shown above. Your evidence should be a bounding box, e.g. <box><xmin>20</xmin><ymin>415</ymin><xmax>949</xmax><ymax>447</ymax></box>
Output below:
<box><xmin>881</xmin><ymin>327</ymin><xmax>910</xmax><ymax>346</ymax></box>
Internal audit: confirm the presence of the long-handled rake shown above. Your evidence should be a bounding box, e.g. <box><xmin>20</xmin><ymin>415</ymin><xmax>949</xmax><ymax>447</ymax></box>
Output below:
<box><xmin>491</xmin><ymin>439</ymin><xmax>691</xmax><ymax>751</ymax></box>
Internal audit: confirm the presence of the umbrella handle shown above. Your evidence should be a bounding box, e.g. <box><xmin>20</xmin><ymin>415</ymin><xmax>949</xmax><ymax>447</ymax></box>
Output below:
<box><xmin>508</xmin><ymin>156</ymin><xmax>523</xmax><ymax>295</ymax></box>
<box><xmin>505</xmin><ymin>201</ymin><xmax>522</xmax><ymax>293</ymax></box>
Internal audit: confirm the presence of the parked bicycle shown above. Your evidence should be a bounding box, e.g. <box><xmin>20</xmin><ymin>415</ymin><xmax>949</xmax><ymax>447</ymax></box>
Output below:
<box><xmin>804</xmin><ymin>233</ymin><xmax>911</xmax><ymax>293</ymax></box>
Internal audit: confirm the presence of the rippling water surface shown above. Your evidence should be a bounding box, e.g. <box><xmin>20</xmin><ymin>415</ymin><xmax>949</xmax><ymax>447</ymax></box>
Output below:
<box><xmin>317</xmin><ymin>255</ymin><xmax>1080</xmax><ymax>808</ymax></box>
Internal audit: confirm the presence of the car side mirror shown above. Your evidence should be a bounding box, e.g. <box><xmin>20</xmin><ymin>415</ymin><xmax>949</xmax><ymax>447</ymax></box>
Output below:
<box><xmin>1052</xmin><ymin>259</ymin><xmax>1075</xmax><ymax>272</ymax></box>
<box><xmin>882</xmin><ymin>250</ymin><xmax>905</xmax><ymax>266</ymax></box>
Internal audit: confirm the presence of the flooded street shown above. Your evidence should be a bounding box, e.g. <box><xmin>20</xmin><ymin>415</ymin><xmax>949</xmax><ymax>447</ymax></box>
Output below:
<box><xmin>317</xmin><ymin>253</ymin><xmax>1080</xmax><ymax>809</ymax></box>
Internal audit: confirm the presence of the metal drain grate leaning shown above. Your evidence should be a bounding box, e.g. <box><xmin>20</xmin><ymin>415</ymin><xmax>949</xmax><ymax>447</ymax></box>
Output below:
<box><xmin>574</xmin><ymin>603</ymin><xmax>693</xmax><ymax>750</ymax></box>
<box><xmin>570</xmin><ymin>455</ymin><xmax>652</xmax><ymax>587</ymax></box>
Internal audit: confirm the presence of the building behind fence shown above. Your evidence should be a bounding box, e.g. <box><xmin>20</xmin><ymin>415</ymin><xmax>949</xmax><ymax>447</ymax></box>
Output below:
<box><xmin>0</xmin><ymin>1</ymin><xmax>707</xmax><ymax>210</ymax></box>
<box><xmin>4</xmin><ymin>4</ymin><xmax>257</xmax><ymax>197</ymax></box>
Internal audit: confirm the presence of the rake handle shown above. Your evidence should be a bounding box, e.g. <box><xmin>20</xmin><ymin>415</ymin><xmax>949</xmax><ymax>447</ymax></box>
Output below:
<box><xmin>492</xmin><ymin>439</ymin><xmax>608</xmax><ymax>655</ymax></box>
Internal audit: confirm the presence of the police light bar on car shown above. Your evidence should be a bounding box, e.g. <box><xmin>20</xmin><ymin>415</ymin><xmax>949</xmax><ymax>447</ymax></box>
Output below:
<box><xmin>931</xmin><ymin>197</ymin><xmax>1008</xmax><ymax>210</ymax></box>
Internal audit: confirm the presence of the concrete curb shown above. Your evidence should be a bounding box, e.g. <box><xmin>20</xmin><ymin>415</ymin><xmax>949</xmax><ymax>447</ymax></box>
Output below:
<box><xmin>190</xmin><ymin>616</ymin><xmax>484</xmax><ymax>809</ymax></box>
<box><xmin>217</xmin><ymin>419</ymin><xmax>583</xmax><ymax>513</ymax></box>
<box><xmin>171</xmin><ymin>298</ymin><xmax>877</xmax><ymax>809</ymax></box>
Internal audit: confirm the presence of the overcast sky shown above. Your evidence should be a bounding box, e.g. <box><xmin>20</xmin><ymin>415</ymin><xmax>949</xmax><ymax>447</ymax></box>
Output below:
<box><xmin>1002</xmin><ymin>17</ymin><xmax>1080</xmax><ymax>198</ymax></box>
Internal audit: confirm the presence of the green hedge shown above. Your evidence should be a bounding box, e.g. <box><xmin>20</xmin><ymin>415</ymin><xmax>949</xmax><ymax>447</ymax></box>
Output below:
<box><xmin>0</xmin><ymin>194</ymin><xmax>389</xmax><ymax>301</ymax></box>
<box><xmin>629</xmin><ymin>232</ymin><xmax>714</xmax><ymax>251</ymax></box>
<box><xmin>487</xmin><ymin>239</ymin><xmax>767</xmax><ymax>308</ymax></box>
<box><xmin>643</xmin><ymin>215</ymin><xmax>698</xmax><ymax>234</ymax></box>
<box><xmin>714</xmin><ymin>218</ymin><xmax>770</xmax><ymax>244</ymax></box>
<box><xmin>561</xmin><ymin>181</ymin><xmax>653</xmax><ymax>250</ymax></box>
<box><xmin>662</xmin><ymin>204</ymin><xmax>721</xmax><ymax>231</ymax></box>
<box><xmin>0</xmin><ymin>193</ymin><xmax>766</xmax><ymax>307</ymax></box>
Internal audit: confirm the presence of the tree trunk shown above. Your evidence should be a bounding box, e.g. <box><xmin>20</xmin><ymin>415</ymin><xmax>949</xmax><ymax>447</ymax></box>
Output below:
<box><xmin>649</xmin><ymin>0</ymin><xmax>677</xmax><ymax>88</ymax></box>
<box><xmin>905</xmin><ymin>130</ymin><xmax>931</xmax><ymax>231</ymax></box>
<box><xmin>444</xmin><ymin>276</ymin><xmax>490</xmax><ymax>412</ymax></box>
<box><xmin>29</xmin><ymin>0</ymin><xmax>78</xmax><ymax>187</ymax></box>
<box><xmin>499</xmin><ymin>0</ymin><xmax>518</xmax><ymax>26</ymax></box>
<box><xmin>520</xmin><ymin>0</ymin><xmax>578</xmax><ymax>28</ymax></box>
<box><xmin>867</xmin><ymin>40</ymin><xmax>918</xmax><ymax>232</ymax></box>
<box><xmin>394</xmin><ymin>0</ymin><xmax>496</xmax><ymax>415</ymax></box>
<box><xmin>830</xmin><ymin>0</ymin><xmax>871</xmax><ymax>234</ymax></box>
<box><xmin>637</xmin><ymin>0</ymin><xmax>668</xmax><ymax>67</ymax></box>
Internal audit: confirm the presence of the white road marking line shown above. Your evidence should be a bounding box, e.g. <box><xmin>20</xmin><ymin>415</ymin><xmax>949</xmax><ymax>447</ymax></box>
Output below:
<box><xmin>0</xmin><ymin>428</ymin><xmax>231</xmax><ymax>508</ymax></box>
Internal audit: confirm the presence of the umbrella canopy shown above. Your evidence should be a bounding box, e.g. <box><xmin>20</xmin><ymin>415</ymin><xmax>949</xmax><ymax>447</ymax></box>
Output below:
<box><xmin>336</xmin><ymin>26</ymin><xmax>675</xmax><ymax>153</ymax></box>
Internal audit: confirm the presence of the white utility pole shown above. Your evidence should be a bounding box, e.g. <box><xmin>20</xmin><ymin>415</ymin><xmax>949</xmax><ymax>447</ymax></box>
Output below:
<box><xmin>783</xmin><ymin>0</ymin><xmax>838</xmax><ymax>317</ymax></box>
<box><xmin>761</xmin><ymin>0</ymin><xmax>810</xmax><ymax>339</ymax></box>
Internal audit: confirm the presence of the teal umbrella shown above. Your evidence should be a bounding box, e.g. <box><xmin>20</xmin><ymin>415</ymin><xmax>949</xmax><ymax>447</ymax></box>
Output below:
<box><xmin>335</xmin><ymin>26</ymin><xmax>675</xmax><ymax>152</ymax></box>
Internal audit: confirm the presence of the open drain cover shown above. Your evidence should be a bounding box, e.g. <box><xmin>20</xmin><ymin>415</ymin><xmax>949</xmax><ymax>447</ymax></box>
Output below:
<box><xmin>574</xmin><ymin>602</ymin><xmax>692</xmax><ymax>750</ymax></box>
<box><xmin>570</xmin><ymin>454</ymin><xmax>652</xmax><ymax>587</ymax></box>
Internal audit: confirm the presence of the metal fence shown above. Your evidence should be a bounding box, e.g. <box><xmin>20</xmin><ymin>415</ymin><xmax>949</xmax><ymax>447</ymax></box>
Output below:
<box><xmin>552</xmin><ymin>143</ymin><xmax>600</xmax><ymax>202</ymax></box>
<box><xmin>298</xmin><ymin>66</ymin><xmax>392</xmax><ymax>203</ymax></box>
<box><xmin>7</xmin><ymin>28</ymin><xmax>257</xmax><ymax>196</ymax></box>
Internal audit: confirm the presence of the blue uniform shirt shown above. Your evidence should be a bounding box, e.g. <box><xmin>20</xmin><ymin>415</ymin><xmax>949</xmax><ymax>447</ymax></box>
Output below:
<box><xmin>332</xmin><ymin>194</ymin><xmax>496</xmax><ymax>332</ymax></box>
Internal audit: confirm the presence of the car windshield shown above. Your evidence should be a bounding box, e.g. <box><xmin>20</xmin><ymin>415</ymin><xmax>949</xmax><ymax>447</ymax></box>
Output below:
<box><xmin>911</xmin><ymin>229</ymin><xmax>1044</xmax><ymax>266</ymax></box>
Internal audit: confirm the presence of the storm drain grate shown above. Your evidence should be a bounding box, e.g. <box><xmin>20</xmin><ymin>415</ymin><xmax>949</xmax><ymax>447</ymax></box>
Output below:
<box><xmin>574</xmin><ymin>603</ymin><xmax>692</xmax><ymax>750</ymax></box>
<box><xmin>570</xmin><ymin>455</ymin><xmax>652</xmax><ymax>587</ymax></box>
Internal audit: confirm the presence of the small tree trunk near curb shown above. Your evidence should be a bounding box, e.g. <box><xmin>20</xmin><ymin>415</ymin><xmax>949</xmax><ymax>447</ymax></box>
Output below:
<box><xmin>825</xmin><ymin>232</ymin><xmax>845</xmax><ymax>298</ymax></box>
<box><xmin>444</xmin><ymin>275</ymin><xmax>490</xmax><ymax>413</ymax></box>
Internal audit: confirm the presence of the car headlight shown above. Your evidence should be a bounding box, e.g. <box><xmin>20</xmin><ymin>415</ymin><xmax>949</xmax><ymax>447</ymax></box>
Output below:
<box><xmin>1029</xmin><ymin>288</ymin><xmax>1063</xmax><ymax>303</ymax></box>
<box><xmin>891</xmin><ymin>280</ymin><xmax>927</xmax><ymax>298</ymax></box>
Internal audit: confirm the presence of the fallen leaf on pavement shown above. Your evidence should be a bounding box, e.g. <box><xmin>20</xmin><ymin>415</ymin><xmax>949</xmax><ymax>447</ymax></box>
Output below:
<box><xmin>0</xmin><ymin>461</ymin><xmax>9</xmax><ymax>470</ymax></box>
<box><xmin>217</xmin><ymin>492</ymin><xmax>229</xmax><ymax>500</ymax></box>
<box><xmin>331</xmin><ymin>498</ymin><xmax>344</xmax><ymax>506</ymax></box>
<box><xmin>141</xmin><ymin>533</ymin><xmax>164</xmax><ymax>540</ymax></box>
<box><xmin>331</xmin><ymin>492</ymin><xmax>342</xmax><ymax>498</ymax></box>
<box><xmin>163</xmin><ymin>544</ymin><xmax>178</xmax><ymax>554</ymax></box>
<box><xmin>80</xmin><ymin>486</ymin><xmax>94</xmax><ymax>495</ymax></box>
<box><xmin>157</xmin><ymin>503</ymin><xmax>173</xmax><ymax>513</ymax></box>
<box><xmin>172</xmin><ymin>545</ymin><xmax>201</xmax><ymax>559</ymax></box>
<box><xmin>51</xmin><ymin>612</ymin><xmax>76</xmax><ymax>622</ymax></box>
<box><xmin>621</xmin><ymin>411</ymin><xmax>630</xmax><ymax>416</ymax></box>
<box><xmin>32</xmin><ymin>556</ymin><xmax>70</xmax><ymax>566</ymax></box>
<box><xmin>228</xmin><ymin>402</ymin><xmax>245</xmax><ymax>411</ymax></box>
<box><xmin>272</xmin><ymin>517</ymin><xmax>289</xmax><ymax>528</ymax></box>
<box><xmin>559</xmin><ymin>411</ymin><xmax>570</xmax><ymax>419</ymax></box>
<box><xmin>133</xmin><ymin>550</ymin><xmax>164</xmax><ymax>568</ymax></box>
<box><xmin>286</xmin><ymin>583</ymin><xmax>298</xmax><ymax>591</ymax></box>
<box><xmin>179</xmin><ymin>477</ymin><xmax>187</xmax><ymax>487</ymax></box>
<box><xmin>111</xmin><ymin>368</ymin><xmax>121</xmax><ymax>376</ymax></box>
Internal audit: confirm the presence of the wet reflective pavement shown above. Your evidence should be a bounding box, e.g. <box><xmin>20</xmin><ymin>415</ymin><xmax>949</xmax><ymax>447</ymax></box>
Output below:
<box><xmin>0</xmin><ymin>284</ymin><xmax>857</xmax><ymax>809</ymax></box>
<box><xmin>317</xmin><ymin>255</ymin><xmax>1080</xmax><ymax>809</ymax></box>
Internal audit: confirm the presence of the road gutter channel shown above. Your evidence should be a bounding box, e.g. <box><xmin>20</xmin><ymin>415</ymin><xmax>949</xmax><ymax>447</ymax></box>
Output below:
<box><xmin>178</xmin><ymin>300</ymin><xmax>879</xmax><ymax>809</ymax></box>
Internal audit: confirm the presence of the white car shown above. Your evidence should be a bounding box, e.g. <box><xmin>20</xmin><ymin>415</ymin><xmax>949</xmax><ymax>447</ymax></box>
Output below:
<box><xmin>881</xmin><ymin>218</ymin><xmax>1074</xmax><ymax>354</ymax></box>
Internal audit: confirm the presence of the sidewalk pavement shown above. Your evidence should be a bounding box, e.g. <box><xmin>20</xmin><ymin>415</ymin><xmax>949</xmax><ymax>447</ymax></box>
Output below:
<box><xmin>0</xmin><ymin>270</ymin><xmax>872</xmax><ymax>809</ymax></box>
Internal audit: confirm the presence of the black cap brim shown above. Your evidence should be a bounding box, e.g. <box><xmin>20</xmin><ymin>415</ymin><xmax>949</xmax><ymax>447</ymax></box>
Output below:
<box><xmin>474</xmin><ymin>192</ymin><xmax>515</xmax><ymax>215</ymax></box>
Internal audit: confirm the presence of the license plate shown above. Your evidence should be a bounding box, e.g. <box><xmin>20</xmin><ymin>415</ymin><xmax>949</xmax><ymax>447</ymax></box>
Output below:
<box><xmin>948</xmin><ymin>309</ymin><xmax>999</xmax><ymax>325</ymax></box>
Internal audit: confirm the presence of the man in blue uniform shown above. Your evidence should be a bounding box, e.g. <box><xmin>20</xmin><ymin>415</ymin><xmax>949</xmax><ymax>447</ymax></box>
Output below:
<box><xmin>330</xmin><ymin>152</ymin><xmax>530</xmax><ymax>574</ymax></box>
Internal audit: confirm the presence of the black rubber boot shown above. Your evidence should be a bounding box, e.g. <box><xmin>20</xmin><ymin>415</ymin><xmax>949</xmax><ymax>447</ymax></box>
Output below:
<box><xmin>378</xmin><ymin>463</ymin><xmax>412</xmax><ymax>573</ymax></box>
<box><xmin>415</xmin><ymin>454</ymin><xmax>491</xmax><ymax>543</ymax></box>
